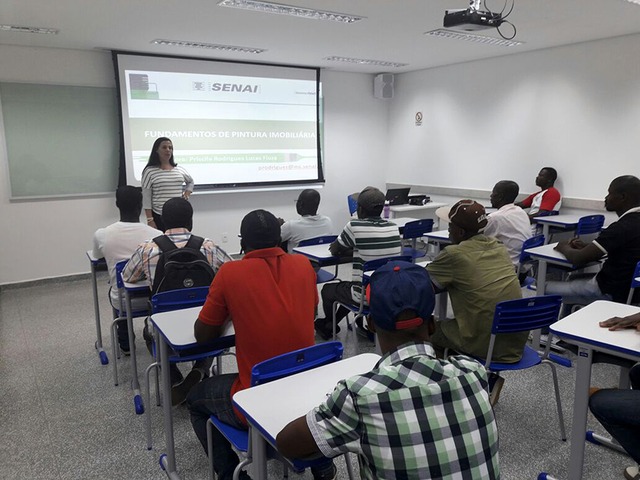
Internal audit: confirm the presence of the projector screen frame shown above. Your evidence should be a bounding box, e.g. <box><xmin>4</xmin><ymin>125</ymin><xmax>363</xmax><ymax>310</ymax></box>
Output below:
<box><xmin>112</xmin><ymin>50</ymin><xmax>324</xmax><ymax>192</ymax></box>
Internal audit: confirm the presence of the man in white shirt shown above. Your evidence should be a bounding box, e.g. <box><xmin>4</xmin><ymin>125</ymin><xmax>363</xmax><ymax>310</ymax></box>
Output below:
<box><xmin>484</xmin><ymin>180</ymin><xmax>532</xmax><ymax>267</ymax></box>
<box><xmin>279</xmin><ymin>189</ymin><xmax>334</xmax><ymax>253</ymax></box>
<box><xmin>92</xmin><ymin>186</ymin><xmax>161</xmax><ymax>354</ymax></box>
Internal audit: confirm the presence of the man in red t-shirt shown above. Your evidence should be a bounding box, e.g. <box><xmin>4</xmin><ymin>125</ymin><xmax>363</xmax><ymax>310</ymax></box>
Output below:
<box><xmin>516</xmin><ymin>167</ymin><xmax>562</xmax><ymax>221</ymax></box>
<box><xmin>186</xmin><ymin>209</ymin><xmax>320</xmax><ymax>480</ymax></box>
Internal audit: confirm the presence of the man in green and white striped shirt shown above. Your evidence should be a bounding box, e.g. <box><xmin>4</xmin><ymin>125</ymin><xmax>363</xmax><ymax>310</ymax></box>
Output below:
<box><xmin>314</xmin><ymin>186</ymin><xmax>401</xmax><ymax>340</ymax></box>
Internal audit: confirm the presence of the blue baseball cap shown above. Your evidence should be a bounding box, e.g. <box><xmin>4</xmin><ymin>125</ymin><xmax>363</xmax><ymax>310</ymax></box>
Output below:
<box><xmin>366</xmin><ymin>260</ymin><xmax>436</xmax><ymax>331</ymax></box>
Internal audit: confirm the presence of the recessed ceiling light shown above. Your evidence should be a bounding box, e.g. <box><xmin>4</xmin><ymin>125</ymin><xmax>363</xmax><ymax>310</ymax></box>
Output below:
<box><xmin>626</xmin><ymin>0</ymin><xmax>640</xmax><ymax>5</ymax></box>
<box><xmin>425</xmin><ymin>29</ymin><xmax>523</xmax><ymax>47</ymax></box>
<box><xmin>217</xmin><ymin>0</ymin><xmax>364</xmax><ymax>23</ymax></box>
<box><xmin>324</xmin><ymin>56</ymin><xmax>408</xmax><ymax>68</ymax></box>
<box><xmin>151</xmin><ymin>39</ymin><xmax>265</xmax><ymax>54</ymax></box>
<box><xmin>0</xmin><ymin>24</ymin><xmax>59</xmax><ymax>35</ymax></box>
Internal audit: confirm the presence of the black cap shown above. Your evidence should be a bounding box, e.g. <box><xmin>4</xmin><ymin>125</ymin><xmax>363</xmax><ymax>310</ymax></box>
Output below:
<box><xmin>240</xmin><ymin>209</ymin><xmax>281</xmax><ymax>250</ymax></box>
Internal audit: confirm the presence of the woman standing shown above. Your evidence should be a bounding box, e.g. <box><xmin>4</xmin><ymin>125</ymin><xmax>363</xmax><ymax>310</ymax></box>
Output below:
<box><xmin>141</xmin><ymin>137</ymin><xmax>194</xmax><ymax>231</ymax></box>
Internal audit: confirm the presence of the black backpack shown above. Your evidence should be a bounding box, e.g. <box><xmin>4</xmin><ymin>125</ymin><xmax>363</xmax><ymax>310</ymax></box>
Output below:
<box><xmin>151</xmin><ymin>235</ymin><xmax>215</xmax><ymax>294</ymax></box>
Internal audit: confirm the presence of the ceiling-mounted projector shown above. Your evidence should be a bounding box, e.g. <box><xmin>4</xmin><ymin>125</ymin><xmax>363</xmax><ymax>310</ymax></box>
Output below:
<box><xmin>443</xmin><ymin>0</ymin><xmax>504</xmax><ymax>31</ymax></box>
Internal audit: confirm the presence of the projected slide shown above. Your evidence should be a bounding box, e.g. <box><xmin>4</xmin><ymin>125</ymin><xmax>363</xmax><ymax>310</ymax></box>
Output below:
<box><xmin>114</xmin><ymin>53</ymin><xmax>322</xmax><ymax>190</ymax></box>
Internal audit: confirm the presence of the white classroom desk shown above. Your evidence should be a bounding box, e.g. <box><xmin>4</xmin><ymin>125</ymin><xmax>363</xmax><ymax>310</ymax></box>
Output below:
<box><xmin>543</xmin><ymin>301</ymin><xmax>640</xmax><ymax>480</ymax></box>
<box><xmin>233</xmin><ymin>353</ymin><xmax>381</xmax><ymax>480</ymax></box>
<box><xmin>533</xmin><ymin>213</ymin><xmax>613</xmax><ymax>243</ymax></box>
<box><xmin>292</xmin><ymin>244</ymin><xmax>336</xmax><ymax>264</ymax></box>
<box><xmin>522</xmin><ymin>242</ymin><xmax>575</xmax><ymax>295</ymax></box>
<box><xmin>388</xmin><ymin>202</ymin><xmax>447</xmax><ymax>222</ymax></box>
<box><xmin>150</xmin><ymin>307</ymin><xmax>235</xmax><ymax>479</ymax></box>
<box><xmin>422</xmin><ymin>230</ymin><xmax>452</xmax><ymax>321</ymax></box>
<box><xmin>86</xmin><ymin>250</ymin><xmax>109</xmax><ymax>365</ymax></box>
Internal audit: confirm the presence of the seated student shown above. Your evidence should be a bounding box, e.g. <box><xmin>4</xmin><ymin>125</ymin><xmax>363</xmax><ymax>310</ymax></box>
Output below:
<box><xmin>590</xmin><ymin>314</ymin><xmax>640</xmax><ymax>480</ymax></box>
<box><xmin>314</xmin><ymin>186</ymin><xmax>401</xmax><ymax>340</ymax></box>
<box><xmin>279</xmin><ymin>189</ymin><xmax>334</xmax><ymax>253</ymax></box>
<box><xmin>547</xmin><ymin>175</ymin><xmax>640</xmax><ymax>308</ymax></box>
<box><xmin>123</xmin><ymin>197</ymin><xmax>232</xmax><ymax>405</ymax></box>
<box><xmin>277</xmin><ymin>261</ymin><xmax>500</xmax><ymax>480</ymax></box>
<box><xmin>427</xmin><ymin>200</ymin><xmax>524</xmax><ymax>403</ymax></box>
<box><xmin>186</xmin><ymin>210</ymin><xmax>335</xmax><ymax>480</ymax></box>
<box><xmin>516</xmin><ymin>167</ymin><xmax>562</xmax><ymax>221</ymax></box>
<box><xmin>484</xmin><ymin>180</ymin><xmax>532</xmax><ymax>267</ymax></box>
<box><xmin>92</xmin><ymin>185</ymin><xmax>161</xmax><ymax>354</ymax></box>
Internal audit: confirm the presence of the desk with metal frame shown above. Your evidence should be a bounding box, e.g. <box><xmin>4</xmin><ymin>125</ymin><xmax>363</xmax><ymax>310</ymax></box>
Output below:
<box><xmin>232</xmin><ymin>353</ymin><xmax>381</xmax><ymax>480</ymax></box>
<box><xmin>533</xmin><ymin>213</ymin><xmax>613</xmax><ymax>244</ymax></box>
<box><xmin>86</xmin><ymin>250</ymin><xmax>109</xmax><ymax>365</ymax></box>
<box><xmin>150</xmin><ymin>307</ymin><xmax>236</xmax><ymax>479</ymax></box>
<box><xmin>541</xmin><ymin>300</ymin><xmax>640</xmax><ymax>480</ymax></box>
<box><xmin>422</xmin><ymin>230</ymin><xmax>452</xmax><ymax>321</ymax></box>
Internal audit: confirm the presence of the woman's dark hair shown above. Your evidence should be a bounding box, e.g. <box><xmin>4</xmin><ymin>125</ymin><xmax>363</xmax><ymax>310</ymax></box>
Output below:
<box><xmin>145</xmin><ymin>137</ymin><xmax>176</xmax><ymax>168</ymax></box>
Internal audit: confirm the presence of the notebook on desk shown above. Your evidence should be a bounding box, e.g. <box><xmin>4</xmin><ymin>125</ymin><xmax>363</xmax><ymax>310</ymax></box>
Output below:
<box><xmin>385</xmin><ymin>187</ymin><xmax>410</xmax><ymax>205</ymax></box>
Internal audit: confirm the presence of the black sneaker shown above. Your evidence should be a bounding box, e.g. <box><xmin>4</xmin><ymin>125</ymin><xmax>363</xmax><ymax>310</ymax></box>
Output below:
<box><xmin>355</xmin><ymin>317</ymin><xmax>375</xmax><ymax>342</ymax></box>
<box><xmin>314</xmin><ymin>318</ymin><xmax>340</xmax><ymax>340</ymax></box>
<box><xmin>118</xmin><ymin>344</ymin><xmax>131</xmax><ymax>356</ymax></box>
<box><xmin>311</xmin><ymin>462</ymin><xmax>337</xmax><ymax>480</ymax></box>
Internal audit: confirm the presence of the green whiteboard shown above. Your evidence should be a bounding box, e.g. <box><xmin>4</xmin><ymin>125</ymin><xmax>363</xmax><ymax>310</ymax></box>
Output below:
<box><xmin>0</xmin><ymin>82</ymin><xmax>119</xmax><ymax>198</ymax></box>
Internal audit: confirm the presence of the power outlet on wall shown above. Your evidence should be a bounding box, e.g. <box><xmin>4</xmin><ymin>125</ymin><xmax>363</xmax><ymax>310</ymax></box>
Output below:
<box><xmin>221</xmin><ymin>232</ymin><xmax>228</xmax><ymax>243</ymax></box>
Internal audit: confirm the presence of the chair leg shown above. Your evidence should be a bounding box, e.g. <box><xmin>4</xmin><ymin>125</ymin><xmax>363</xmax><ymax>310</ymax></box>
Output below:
<box><xmin>144</xmin><ymin>361</ymin><xmax>159</xmax><ymax>450</ymax></box>
<box><xmin>332</xmin><ymin>302</ymin><xmax>339</xmax><ymax>341</ymax></box>
<box><xmin>207</xmin><ymin>418</ymin><xmax>216</xmax><ymax>480</ymax></box>
<box><xmin>110</xmin><ymin>319</ymin><xmax>119</xmax><ymax>386</ymax></box>
<box><xmin>542</xmin><ymin>359</ymin><xmax>567</xmax><ymax>441</ymax></box>
<box><xmin>344</xmin><ymin>452</ymin><xmax>356</xmax><ymax>480</ymax></box>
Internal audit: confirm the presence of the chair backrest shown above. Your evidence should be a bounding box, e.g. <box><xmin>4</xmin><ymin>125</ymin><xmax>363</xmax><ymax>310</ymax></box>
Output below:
<box><xmin>362</xmin><ymin>255</ymin><xmax>412</xmax><ymax>282</ymax></box>
<box><xmin>151</xmin><ymin>286</ymin><xmax>210</xmax><ymax>314</ymax></box>
<box><xmin>402</xmin><ymin>219</ymin><xmax>434</xmax><ymax>240</ymax></box>
<box><xmin>298</xmin><ymin>235</ymin><xmax>338</xmax><ymax>247</ymax></box>
<box><xmin>485</xmin><ymin>295</ymin><xmax>562</xmax><ymax>365</ymax></box>
<box><xmin>518</xmin><ymin>235</ymin><xmax>545</xmax><ymax>265</ymax></box>
<box><xmin>251</xmin><ymin>341</ymin><xmax>343</xmax><ymax>386</ymax></box>
<box><xmin>626</xmin><ymin>260</ymin><xmax>640</xmax><ymax>304</ymax></box>
<box><xmin>576</xmin><ymin>214</ymin><xmax>605</xmax><ymax>236</ymax></box>
<box><xmin>115</xmin><ymin>259</ymin><xmax>129</xmax><ymax>289</ymax></box>
<box><xmin>347</xmin><ymin>193</ymin><xmax>358</xmax><ymax>216</ymax></box>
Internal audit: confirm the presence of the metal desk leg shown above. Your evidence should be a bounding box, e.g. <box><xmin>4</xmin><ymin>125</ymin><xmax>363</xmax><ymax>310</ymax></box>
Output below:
<box><xmin>249</xmin><ymin>426</ymin><xmax>267</xmax><ymax>480</ymax></box>
<box><xmin>542</xmin><ymin>224</ymin><xmax>550</xmax><ymax>244</ymax></box>
<box><xmin>158</xmin><ymin>335</ymin><xmax>179</xmax><ymax>479</ymax></box>
<box><xmin>125</xmin><ymin>290</ymin><xmax>144</xmax><ymax>415</ymax></box>
<box><xmin>90</xmin><ymin>261</ymin><xmax>109</xmax><ymax>365</ymax></box>
<box><xmin>567</xmin><ymin>345</ymin><xmax>594</xmax><ymax>480</ymax></box>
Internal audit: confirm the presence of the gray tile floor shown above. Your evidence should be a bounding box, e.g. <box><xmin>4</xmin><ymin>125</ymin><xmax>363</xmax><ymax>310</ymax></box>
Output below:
<box><xmin>0</xmin><ymin>269</ymin><xmax>634</xmax><ymax>479</ymax></box>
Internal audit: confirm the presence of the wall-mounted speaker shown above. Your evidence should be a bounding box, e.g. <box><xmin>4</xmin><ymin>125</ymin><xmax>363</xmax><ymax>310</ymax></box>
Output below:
<box><xmin>373</xmin><ymin>73</ymin><xmax>394</xmax><ymax>99</ymax></box>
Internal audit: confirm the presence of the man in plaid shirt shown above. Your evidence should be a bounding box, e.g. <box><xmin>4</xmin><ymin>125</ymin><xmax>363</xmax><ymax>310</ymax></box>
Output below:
<box><xmin>277</xmin><ymin>261</ymin><xmax>500</xmax><ymax>479</ymax></box>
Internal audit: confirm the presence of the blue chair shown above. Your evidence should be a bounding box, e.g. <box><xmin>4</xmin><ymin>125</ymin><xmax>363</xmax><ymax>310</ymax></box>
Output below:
<box><xmin>206</xmin><ymin>341</ymin><xmax>354</xmax><ymax>480</ymax></box>
<box><xmin>480</xmin><ymin>295</ymin><xmax>567</xmax><ymax>441</ymax></box>
<box><xmin>331</xmin><ymin>255</ymin><xmax>412</xmax><ymax>340</ymax></box>
<box><xmin>110</xmin><ymin>259</ymin><xmax>152</xmax><ymax>397</ymax></box>
<box><xmin>298</xmin><ymin>235</ymin><xmax>339</xmax><ymax>284</ymax></box>
<box><xmin>144</xmin><ymin>286</ymin><xmax>235</xmax><ymax>450</ymax></box>
<box><xmin>347</xmin><ymin>193</ymin><xmax>358</xmax><ymax>216</ymax></box>
<box><xmin>575</xmin><ymin>214</ymin><xmax>605</xmax><ymax>237</ymax></box>
<box><xmin>517</xmin><ymin>234</ymin><xmax>545</xmax><ymax>281</ymax></box>
<box><xmin>401</xmin><ymin>219</ymin><xmax>434</xmax><ymax>261</ymax></box>
<box><xmin>626</xmin><ymin>260</ymin><xmax>640</xmax><ymax>305</ymax></box>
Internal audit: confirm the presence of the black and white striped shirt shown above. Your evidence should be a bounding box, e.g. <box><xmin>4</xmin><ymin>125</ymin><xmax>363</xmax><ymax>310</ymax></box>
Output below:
<box><xmin>141</xmin><ymin>166</ymin><xmax>194</xmax><ymax>214</ymax></box>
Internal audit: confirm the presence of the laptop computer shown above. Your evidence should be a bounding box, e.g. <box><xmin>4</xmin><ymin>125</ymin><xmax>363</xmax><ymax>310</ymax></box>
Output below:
<box><xmin>385</xmin><ymin>187</ymin><xmax>411</xmax><ymax>206</ymax></box>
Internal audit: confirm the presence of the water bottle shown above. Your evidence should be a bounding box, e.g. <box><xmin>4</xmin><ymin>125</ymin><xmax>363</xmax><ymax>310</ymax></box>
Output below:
<box><xmin>383</xmin><ymin>200</ymin><xmax>390</xmax><ymax>219</ymax></box>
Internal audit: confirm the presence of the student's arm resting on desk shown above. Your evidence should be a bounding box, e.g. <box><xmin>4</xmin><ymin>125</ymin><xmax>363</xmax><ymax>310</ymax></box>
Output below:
<box><xmin>554</xmin><ymin>240</ymin><xmax>604</xmax><ymax>267</ymax></box>
<box><xmin>194</xmin><ymin>270</ymin><xmax>229</xmax><ymax>343</ymax></box>
<box><xmin>277</xmin><ymin>380</ymin><xmax>357</xmax><ymax>460</ymax></box>
<box><xmin>599</xmin><ymin>313</ymin><xmax>640</xmax><ymax>332</ymax></box>
<box><xmin>276</xmin><ymin>416</ymin><xmax>322</xmax><ymax>459</ymax></box>
<box><xmin>329</xmin><ymin>224</ymin><xmax>355</xmax><ymax>257</ymax></box>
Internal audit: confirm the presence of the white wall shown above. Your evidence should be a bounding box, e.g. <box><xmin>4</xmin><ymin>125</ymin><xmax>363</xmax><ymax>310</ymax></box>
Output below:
<box><xmin>0</xmin><ymin>46</ymin><xmax>389</xmax><ymax>285</ymax></box>
<box><xmin>387</xmin><ymin>33</ymin><xmax>640</xmax><ymax>201</ymax></box>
